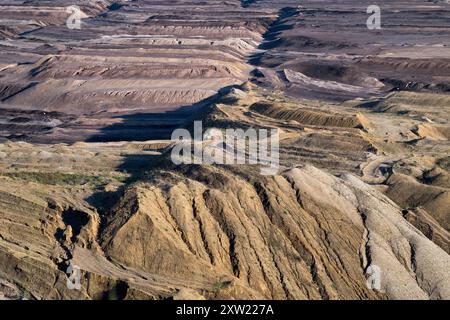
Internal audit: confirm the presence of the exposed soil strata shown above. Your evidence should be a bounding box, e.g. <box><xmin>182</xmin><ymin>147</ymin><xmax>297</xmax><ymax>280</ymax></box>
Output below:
<box><xmin>247</xmin><ymin>0</ymin><xmax>450</xmax><ymax>100</ymax></box>
<box><xmin>0</xmin><ymin>0</ymin><xmax>277</xmax><ymax>143</ymax></box>
<box><xmin>0</xmin><ymin>0</ymin><xmax>449</xmax><ymax>300</ymax></box>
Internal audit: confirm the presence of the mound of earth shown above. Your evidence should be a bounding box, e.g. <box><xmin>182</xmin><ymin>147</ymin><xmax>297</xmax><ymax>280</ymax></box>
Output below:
<box><xmin>413</xmin><ymin>124</ymin><xmax>450</xmax><ymax>141</ymax></box>
<box><xmin>1</xmin><ymin>161</ymin><xmax>449</xmax><ymax>300</ymax></box>
<box><xmin>249</xmin><ymin>101</ymin><xmax>371</xmax><ymax>130</ymax></box>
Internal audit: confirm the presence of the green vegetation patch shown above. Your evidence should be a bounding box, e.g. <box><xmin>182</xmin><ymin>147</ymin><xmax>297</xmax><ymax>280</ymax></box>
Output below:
<box><xmin>212</xmin><ymin>280</ymin><xmax>232</xmax><ymax>293</ymax></box>
<box><xmin>0</xmin><ymin>171</ymin><xmax>126</xmax><ymax>187</ymax></box>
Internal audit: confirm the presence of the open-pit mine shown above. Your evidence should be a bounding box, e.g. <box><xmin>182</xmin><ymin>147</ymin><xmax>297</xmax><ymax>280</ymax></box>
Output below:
<box><xmin>0</xmin><ymin>0</ymin><xmax>449</xmax><ymax>300</ymax></box>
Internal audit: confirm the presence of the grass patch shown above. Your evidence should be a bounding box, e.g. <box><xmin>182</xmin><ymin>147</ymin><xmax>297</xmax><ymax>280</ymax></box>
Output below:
<box><xmin>212</xmin><ymin>280</ymin><xmax>231</xmax><ymax>293</ymax></box>
<box><xmin>0</xmin><ymin>171</ymin><xmax>127</xmax><ymax>187</ymax></box>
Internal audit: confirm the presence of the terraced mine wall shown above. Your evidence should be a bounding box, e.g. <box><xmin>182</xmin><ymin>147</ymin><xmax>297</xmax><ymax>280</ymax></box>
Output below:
<box><xmin>3</xmin><ymin>1</ymin><xmax>449</xmax><ymax>142</ymax></box>
<box><xmin>0</xmin><ymin>0</ymin><xmax>278</xmax><ymax>143</ymax></box>
<box><xmin>0</xmin><ymin>0</ymin><xmax>449</xmax><ymax>301</ymax></box>
<box><xmin>248</xmin><ymin>0</ymin><xmax>450</xmax><ymax>100</ymax></box>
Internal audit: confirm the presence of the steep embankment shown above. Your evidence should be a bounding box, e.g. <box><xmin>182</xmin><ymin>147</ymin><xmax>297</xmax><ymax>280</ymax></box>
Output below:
<box><xmin>1</xmin><ymin>162</ymin><xmax>449</xmax><ymax>299</ymax></box>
